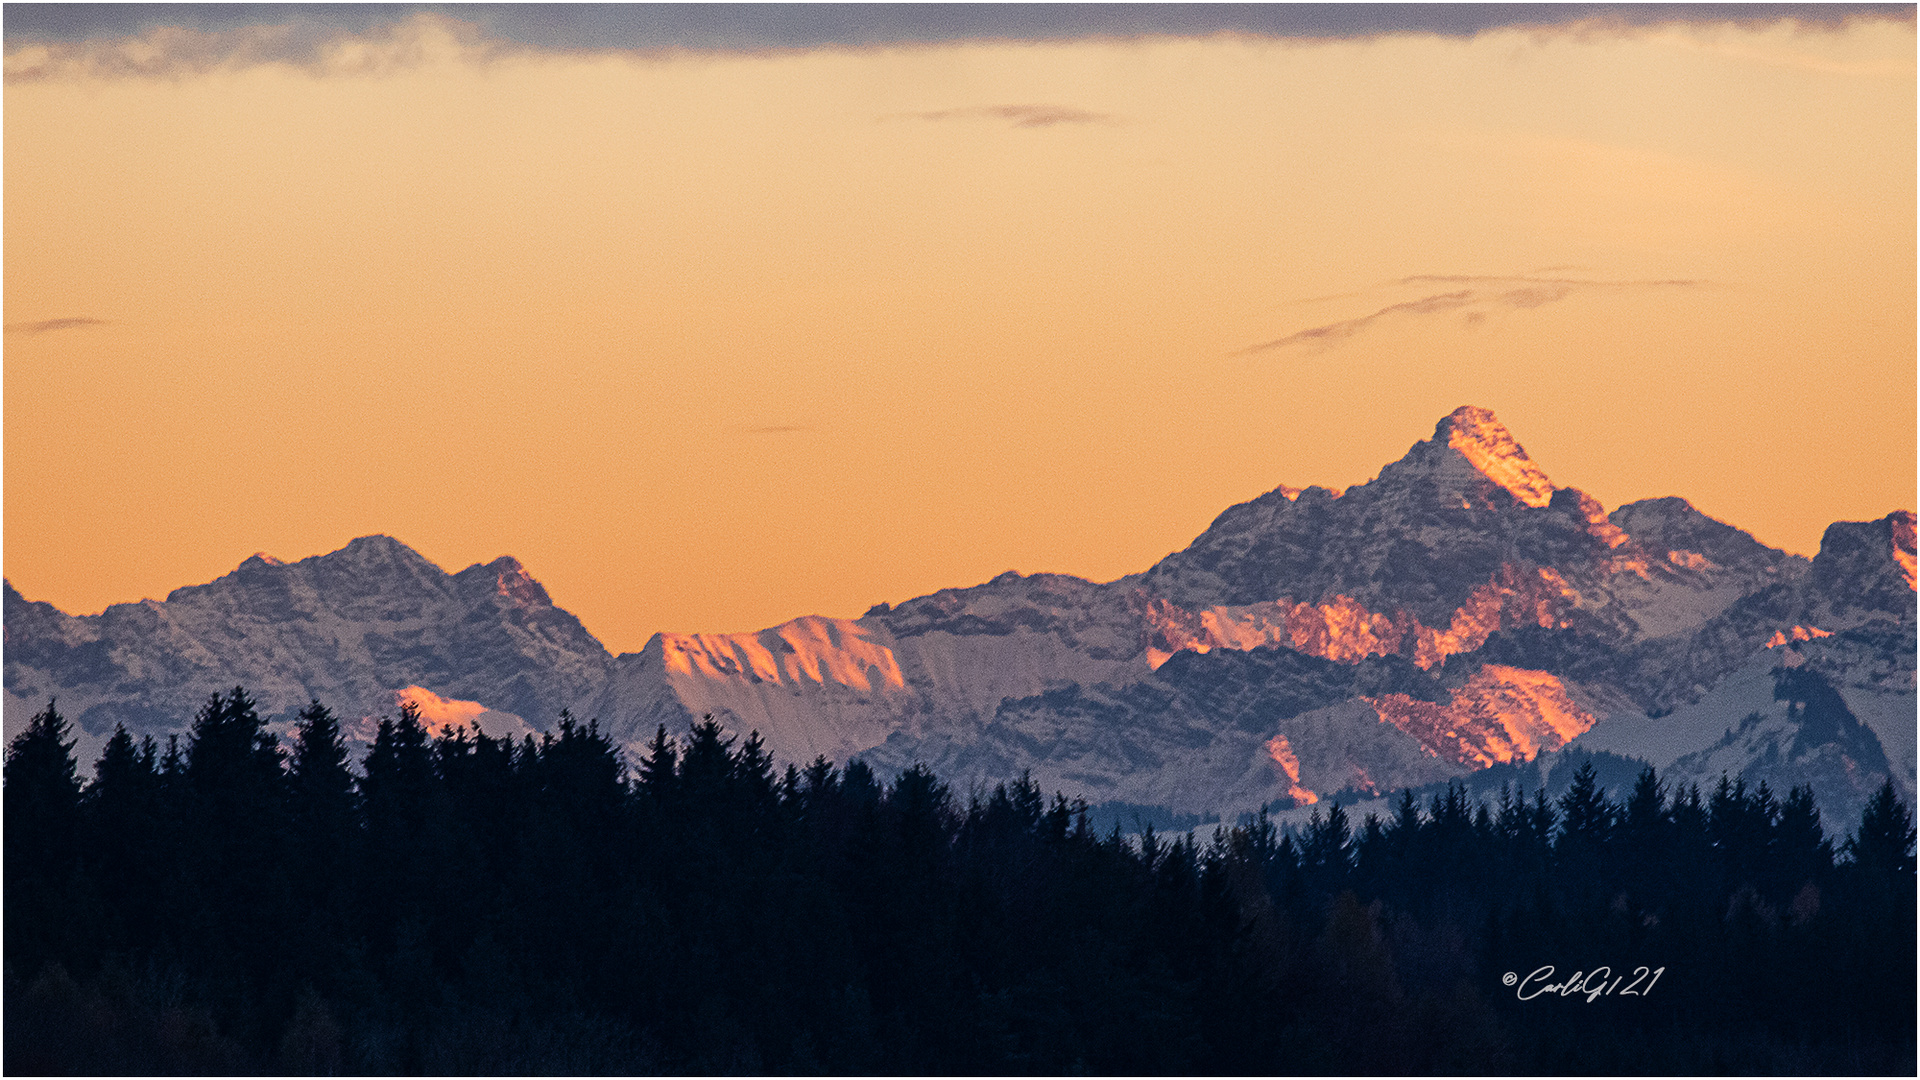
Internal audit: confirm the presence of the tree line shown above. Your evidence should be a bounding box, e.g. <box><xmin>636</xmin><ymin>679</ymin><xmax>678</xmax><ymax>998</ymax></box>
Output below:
<box><xmin>5</xmin><ymin>688</ymin><xmax>1914</xmax><ymax>1074</ymax></box>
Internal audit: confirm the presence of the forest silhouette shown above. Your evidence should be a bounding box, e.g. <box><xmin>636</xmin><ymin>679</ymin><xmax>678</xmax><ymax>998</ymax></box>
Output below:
<box><xmin>5</xmin><ymin>689</ymin><xmax>1914</xmax><ymax>1074</ymax></box>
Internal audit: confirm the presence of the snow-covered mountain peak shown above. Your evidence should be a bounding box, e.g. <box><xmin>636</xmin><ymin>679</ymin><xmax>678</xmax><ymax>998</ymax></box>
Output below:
<box><xmin>1138</xmin><ymin>408</ymin><xmax>1606</xmax><ymax>620</ymax></box>
<box><xmin>337</xmin><ymin>534</ymin><xmax>418</xmax><ymax>559</ymax></box>
<box><xmin>458</xmin><ymin>555</ymin><xmax>550</xmax><ymax>608</ymax></box>
<box><xmin>4</xmin><ymin>535</ymin><xmax>617</xmax><ymax>752</ymax></box>
<box><xmin>1607</xmin><ymin>496</ymin><xmax>1805</xmax><ymax>577</ymax></box>
<box><xmin>251</xmin><ymin>534</ymin><xmax>449</xmax><ymax>593</ymax></box>
<box><xmin>1809</xmin><ymin>511</ymin><xmax>1919</xmax><ymax>617</ymax></box>
<box><xmin>1433</xmin><ymin>405</ymin><xmax>1556</xmax><ymax>508</ymax></box>
<box><xmin>1344</xmin><ymin>406</ymin><xmax>1563</xmax><ymax>519</ymax></box>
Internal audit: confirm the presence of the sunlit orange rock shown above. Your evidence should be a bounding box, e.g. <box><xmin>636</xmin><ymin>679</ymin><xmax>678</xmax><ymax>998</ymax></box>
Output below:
<box><xmin>1264</xmin><ymin>735</ymin><xmax>1319</xmax><ymax>805</ymax></box>
<box><xmin>1666</xmin><ymin>549</ymin><xmax>1716</xmax><ymax>572</ymax></box>
<box><xmin>1765</xmin><ymin>625</ymin><xmax>1834</xmax><ymax>648</ymax></box>
<box><xmin>1894</xmin><ymin>511</ymin><xmax>1917</xmax><ymax>590</ymax></box>
<box><xmin>1445</xmin><ymin>405</ymin><xmax>1556</xmax><ymax>508</ymax></box>
<box><xmin>659</xmin><ymin>616</ymin><xmax>906</xmax><ymax>693</ymax></box>
<box><xmin>392</xmin><ymin>685</ymin><xmax>488</xmax><ymax>737</ymax></box>
<box><xmin>1362</xmin><ymin>664</ymin><xmax>1597</xmax><ymax>768</ymax></box>
<box><xmin>1139</xmin><ymin>563</ymin><xmax>1578</xmax><ymax>671</ymax></box>
<box><xmin>1566</xmin><ymin>487</ymin><xmax>1633</xmax><ymax>550</ymax></box>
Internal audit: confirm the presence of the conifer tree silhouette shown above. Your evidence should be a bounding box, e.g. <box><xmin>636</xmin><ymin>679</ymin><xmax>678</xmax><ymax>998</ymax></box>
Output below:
<box><xmin>4</xmin><ymin>701</ymin><xmax>85</xmax><ymax>973</ymax></box>
<box><xmin>637</xmin><ymin>724</ymin><xmax>678</xmax><ymax>804</ymax></box>
<box><xmin>81</xmin><ymin>724</ymin><xmax>163</xmax><ymax>952</ymax></box>
<box><xmin>181</xmin><ymin>688</ymin><xmax>291</xmax><ymax>975</ymax></box>
<box><xmin>1772</xmin><ymin>783</ymin><xmax>1833</xmax><ymax>900</ymax></box>
<box><xmin>1847</xmin><ymin>778</ymin><xmax>1917</xmax><ymax>877</ymax></box>
<box><xmin>287</xmin><ymin>699</ymin><xmax>357</xmax><ymax>954</ymax></box>
<box><xmin>358</xmin><ymin>699</ymin><xmax>436</xmax><ymax>951</ymax></box>
<box><xmin>2</xmin><ymin>679</ymin><xmax>1913</xmax><ymax>1074</ymax></box>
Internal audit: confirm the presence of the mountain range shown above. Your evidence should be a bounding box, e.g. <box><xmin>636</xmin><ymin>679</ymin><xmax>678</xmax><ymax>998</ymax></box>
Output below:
<box><xmin>7</xmin><ymin>407</ymin><xmax>1912</xmax><ymax>826</ymax></box>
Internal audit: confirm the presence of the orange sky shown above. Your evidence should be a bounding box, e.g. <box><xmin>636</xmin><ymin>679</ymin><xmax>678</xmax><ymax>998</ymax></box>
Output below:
<box><xmin>6</xmin><ymin>11</ymin><xmax>1914</xmax><ymax>653</ymax></box>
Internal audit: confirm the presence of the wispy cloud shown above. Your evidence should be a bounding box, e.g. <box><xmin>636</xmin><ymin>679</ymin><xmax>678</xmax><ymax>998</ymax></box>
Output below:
<box><xmin>6</xmin><ymin>4</ymin><xmax>1907</xmax><ymax>81</ymax></box>
<box><xmin>6</xmin><ymin>317</ymin><xmax>107</xmax><ymax>335</ymax></box>
<box><xmin>1240</xmin><ymin>275</ymin><xmax>1705</xmax><ymax>355</ymax></box>
<box><xmin>1247</xmin><ymin>292</ymin><xmax>1479</xmax><ymax>353</ymax></box>
<box><xmin>742</xmin><ymin>424</ymin><xmax>813</xmax><ymax>435</ymax></box>
<box><xmin>892</xmin><ymin>104</ymin><xmax>1114</xmax><ymax>128</ymax></box>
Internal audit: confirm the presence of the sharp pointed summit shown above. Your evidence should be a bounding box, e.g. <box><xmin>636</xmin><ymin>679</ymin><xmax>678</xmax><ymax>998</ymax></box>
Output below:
<box><xmin>1137</xmin><ymin>407</ymin><xmax>1608</xmax><ymax>621</ymax></box>
<box><xmin>1365</xmin><ymin>404</ymin><xmax>1564</xmax><ymax>515</ymax></box>
<box><xmin>1435</xmin><ymin>404</ymin><xmax>1557</xmax><ymax>508</ymax></box>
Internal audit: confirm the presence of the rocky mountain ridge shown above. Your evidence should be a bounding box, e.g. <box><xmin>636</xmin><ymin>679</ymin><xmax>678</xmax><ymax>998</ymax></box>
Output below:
<box><xmin>8</xmin><ymin>407</ymin><xmax>1911</xmax><ymax>824</ymax></box>
<box><xmin>5</xmin><ymin>536</ymin><xmax>614</xmax><ymax>746</ymax></box>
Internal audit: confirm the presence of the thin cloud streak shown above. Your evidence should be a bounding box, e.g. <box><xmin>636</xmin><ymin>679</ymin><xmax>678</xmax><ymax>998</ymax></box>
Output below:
<box><xmin>6</xmin><ymin>317</ymin><xmax>108</xmax><ymax>335</ymax></box>
<box><xmin>1240</xmin><ymin>276</ymin><xmax>1706</xmax><ymax>355</ymax></box>
<box><xmin>892</xmin><ymin>104</ymin><xmax>1115</xmax><ymax>128</ymax></box>
<box><xmin>6</xmin><ymin>4</ymin><xmax>1909</xmax><ymax>81</ymax></box>
<box><xmin>742</xmin><ymin>425</ymin><xmax>813</xmax><ymax>435</ymax></box>
<box><xmin>1246</xmin><ymin>292</ymin><xmax>1478</xmax><ymax>352</ymax></box>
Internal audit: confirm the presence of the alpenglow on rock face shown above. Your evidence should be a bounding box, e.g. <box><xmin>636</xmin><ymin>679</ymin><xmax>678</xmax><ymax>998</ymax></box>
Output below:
<box><xmin>7</xmin><ymin>407</ymin><xmax>1912</xmax><ymax>824</ymax></box>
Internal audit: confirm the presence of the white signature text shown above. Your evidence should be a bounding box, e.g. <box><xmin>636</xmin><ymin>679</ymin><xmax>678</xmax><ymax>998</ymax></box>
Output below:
<box><xmin>1501</xmin><ymin>965</ymin><xmax>1665</xmax><ymax>1002</ymax></box>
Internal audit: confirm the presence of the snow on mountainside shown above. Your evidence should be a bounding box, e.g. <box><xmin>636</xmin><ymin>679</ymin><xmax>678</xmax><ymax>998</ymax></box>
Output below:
<box><xmin>601</xmin><ymin>573</ymin><xmax>1160</xmax><ymax>768</ymax></box>
<box><xmin>6</xmin><ymin>407</ymin><xmax>1911</xmax><ymax>825</ymax></box>
<box><xmin>4</xmin><ymin>536</ymin><xmax>614</xmax><ymax>761</ymax></box>
<box><xmin>1568</xmin><ymin>509</ymin><xmax>1916</xmax><ymax>823</ymax></box>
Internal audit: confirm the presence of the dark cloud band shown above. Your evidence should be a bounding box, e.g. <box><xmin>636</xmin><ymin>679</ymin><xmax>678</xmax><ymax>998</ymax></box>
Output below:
<box><xmin>7</xmin><ymin>3</ymin><xmax>1908</xmax><ymax>53</ymax></box>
